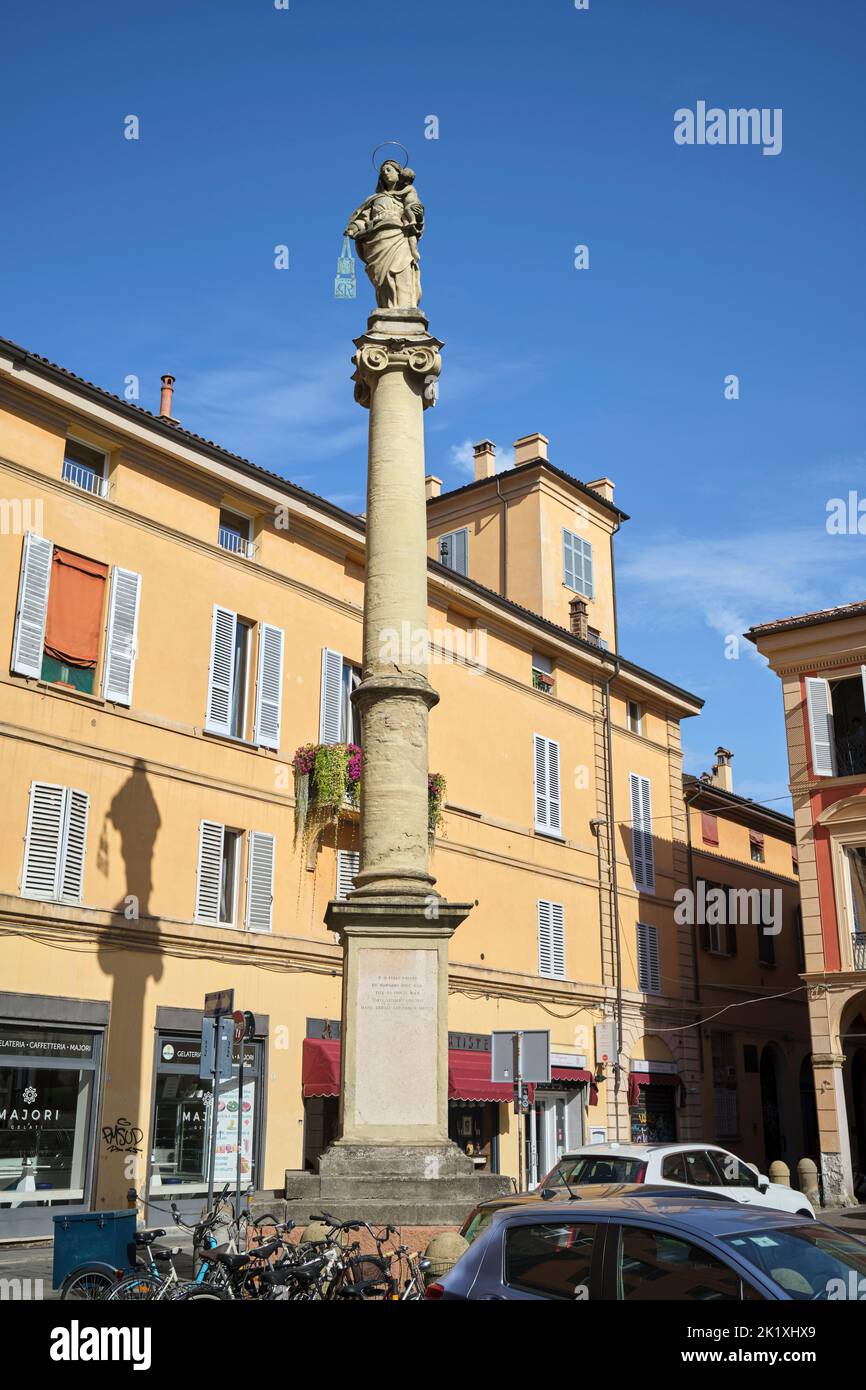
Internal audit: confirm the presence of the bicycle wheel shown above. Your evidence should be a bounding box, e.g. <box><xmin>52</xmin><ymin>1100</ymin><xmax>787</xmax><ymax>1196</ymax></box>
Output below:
<box><xmin>173</xmin><ymin>1282</ymin><xmax>232</xmax><ymax>1301</ymax></box>
<box><xmin>60</xmin><ymin>1270</ymin><xmax>117</xmax><ymax>1301</ymax></box>
<box><xmin>104</xmin><ymin>1272</ymin><xmax>162</xmax><ymax>1301</ymax></box>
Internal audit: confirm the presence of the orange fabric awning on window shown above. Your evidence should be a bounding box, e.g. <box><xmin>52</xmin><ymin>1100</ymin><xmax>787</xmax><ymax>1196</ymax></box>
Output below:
<box><xmin>44</xmin><ymin>548</ymin><xmax>108</xmax><ymax>669</ymax></box>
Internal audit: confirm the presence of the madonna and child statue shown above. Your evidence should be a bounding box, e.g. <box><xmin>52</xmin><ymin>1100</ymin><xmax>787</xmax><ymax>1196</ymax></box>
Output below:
<box><xmin>344</xmin><ymin>158</ymin><xmax>424</xmax><ymax>310</ymax></box>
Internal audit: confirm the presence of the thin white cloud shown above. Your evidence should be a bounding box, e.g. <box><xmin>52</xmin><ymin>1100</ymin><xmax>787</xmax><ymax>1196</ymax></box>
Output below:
<box><xmin>618</xmin><ymin>525</ymin><xmax>865</xmax><ymax>664</ymax></box>
<box><xmin>448</xmin><ymin>438</ymin><xmax>515</xmax><ymax>477</ymax></box>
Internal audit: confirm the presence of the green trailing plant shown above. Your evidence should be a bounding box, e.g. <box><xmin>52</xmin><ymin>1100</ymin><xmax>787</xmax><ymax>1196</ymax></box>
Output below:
<box><xmin>292</xmin><ymin>743</ymin><xmax>446</xmax><ymax>852</ymax></box>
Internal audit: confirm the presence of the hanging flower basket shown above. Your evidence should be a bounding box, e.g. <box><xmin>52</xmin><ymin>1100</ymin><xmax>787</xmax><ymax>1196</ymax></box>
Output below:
<box><xmin>292</xmin><ymin>742</ymin><xmax>446</xmax><ymax>852</ymax></box>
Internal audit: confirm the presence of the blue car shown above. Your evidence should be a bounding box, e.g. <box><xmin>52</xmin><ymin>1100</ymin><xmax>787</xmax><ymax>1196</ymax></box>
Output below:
<box><xmin>427</xmin><ymin>1193</ymin><xmax>866</xmax><ymax>1301</ymax></box>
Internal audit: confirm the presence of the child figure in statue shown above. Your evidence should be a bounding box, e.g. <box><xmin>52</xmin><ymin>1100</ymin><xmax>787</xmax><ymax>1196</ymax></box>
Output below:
<box><xmin>344</xmin><ymin>161</ymin><xmax>424</xmax><ymax>310</ymax></box>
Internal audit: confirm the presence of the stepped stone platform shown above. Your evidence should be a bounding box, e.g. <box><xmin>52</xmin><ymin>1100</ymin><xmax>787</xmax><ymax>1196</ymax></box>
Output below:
<box><xmin>252</xmin><ymin>1146</ymin><xmax>512</xmax><ymax>1227</ymax></box>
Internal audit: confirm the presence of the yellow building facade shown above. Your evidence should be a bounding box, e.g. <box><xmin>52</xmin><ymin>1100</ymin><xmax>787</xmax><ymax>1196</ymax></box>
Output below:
<box><xmin>0</xmin><ymin>338</ymin><xmax>805</xmax><ymax>1235</ymax></box>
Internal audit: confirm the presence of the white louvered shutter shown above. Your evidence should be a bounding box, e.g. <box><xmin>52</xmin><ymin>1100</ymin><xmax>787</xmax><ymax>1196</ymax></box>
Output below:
<box><xmin>12</xmin><ymin>532</ymin><xmax>53</xmax><ymax>678</ymax></box>
<box><xmin>59</xmin><ymin>789</ymin><xmax>89</xmax><ymax>902</ymax></box>
<box><xmin>320</xmin><ymin>648</ymin><xmax>344</xmax><ymax>743</ymax></box>
<box><xmin>805</xmin><ymin>677</ymin><xmax>835</xmax><ymax>777</ymax></box>
<box><xmin>336</xmin><ymin>848</ymin><xmax>360</xmax><ymax>901</ymax></box>
<box><xmin>102</xmin><ymin>567</ymin><xmax>141</xmax><ymax>705</ymax></box>
<box><xmin>538</xmin><ymin>900</ymin><xmax>565</xmax><ymax>979</ymax></box>
<box><xmin>195</xmin><ymin>820</ymin><xmax>225</xmax><ymax>924</ymax></box>
<box><xmin>534</xmin><ymin>735</ymin><xmax>561</xmax><ymax>834</ymax></box>
<box><xmin>22</xmin><ymin>782</ymin><xmax>65</xmax><ymax>898</ymax></box>
<box><xmin>205</xmin><ymin>606</ymin><xmax>237</xmax><ymax>736</ymax></box>
<box><xmin>537</xmin><ymin>899</ymin><xmax>553</xmax><ymax>976</ymax></box>
<box><xmin>246</xmin><ymin>831</ymin><xmax>275</xmax><ymax>932</ymax></box>
<box><xmin>630</xmin><ymin>773</ymin><xmax>655</xmax><ymax>891</ymax></box>
<box><xmin>636</xmin><ymin>922</ymin><xmax>661</xmax><ymax>994</ymax></box>
<box><xmin>253</xmin><ymin>623</ymin><xmax>284</xmax><ymax>749</ymax></box>
<box><xmin>453</xmin><ymin>529</ymin><xmax>468</xmax><ymax>576</ymax></box>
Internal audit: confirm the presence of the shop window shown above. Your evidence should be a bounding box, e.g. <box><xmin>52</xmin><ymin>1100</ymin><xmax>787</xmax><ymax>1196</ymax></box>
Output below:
<box><xmin>0</xmin><ymin>1024</ymin><xmax>101</xmax><ymax>1226</ymax></box>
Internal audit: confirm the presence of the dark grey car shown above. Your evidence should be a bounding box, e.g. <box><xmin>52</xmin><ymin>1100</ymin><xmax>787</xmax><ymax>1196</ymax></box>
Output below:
<box><xmin>428</xmin><ymin>1193</ymin><xmax>866</xmax><ymax>1300</ymax></box>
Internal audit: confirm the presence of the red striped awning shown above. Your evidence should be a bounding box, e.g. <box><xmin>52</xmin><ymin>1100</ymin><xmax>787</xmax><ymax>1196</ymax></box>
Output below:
<box><xmin>302</xmin><ymin>1038</ymin><xmax>558</xmax><ymax>1104</ymax></box>
<box><xmin>551</xmin><ymin>1066</ymin><xmax>598</xmax><ymax>1105</ymax></box>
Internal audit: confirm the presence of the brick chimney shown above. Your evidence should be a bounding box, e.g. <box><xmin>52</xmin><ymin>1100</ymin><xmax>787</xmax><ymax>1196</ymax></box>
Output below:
<box><xmin>711</xmin><ymin>747</ymin><xmax>734</xmax><ymax>792</ymax></box>
<box><xmin>159</xmin><ymin>373</ymin><xmax>178</xmax><ymax>423</ymax></box>
<box><xmin>473</xmin><ymin>441</ymin><xmax>496</xmax><ymax>480</ymax></box>
<box><xmin>425</xmin><ymin>475</ymin><xmax>443</xmax><ymax>500</ymax></box>
<box><xmin>587</xmin><ymin>476</ymin><xmax>615</xmax><ymax>504</ymax></box>
<box><xmin>514</xmin><ymin>432</ymin><xmax>549</xmax><ymax>467</ymax></box>
<box><xmin>569</xmin><ymin>597</ymin><xmax>589</xmax><ymax>642</ymax></box>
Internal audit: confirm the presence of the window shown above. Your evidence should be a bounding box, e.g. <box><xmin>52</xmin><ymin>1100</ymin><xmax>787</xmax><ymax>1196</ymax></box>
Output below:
<box><xmin>531</xmin><ymin>652</ymin><xmax>554</xmax><ymax>695</ymax></box>
<box><xmin>805</xmin><ymin>670</ymin><xmax>866</xmax><ymax>777</ymax></box>
<box><xmin>195</xmin><ymin>823</ymin><xmax>274</xmax><ymax>931</ymax></box>
<box><xmin>720</xmin><ymin>1225</ymin><xmax>866</xmax><ymax>1300</ymax></box>
<box><xmin>557</xmin><ymin>1154</ymin><xmax>647</xmax><ymax>1185</ymax></box>
<box><xmin>438</xmin><ymin>528</ymin><xmax>468</xmax><ymax>576</ymax></box>
<box><xmin>562</xmin><ymin>529</ymin><xmax>593</xmax><ymax>598</ymax></box>
<box><xmin>336</xmin><ymin>849</ymin><xmax>360</xmax><ymax>901</ymax></box>
<box><xmin>627</xmin><ymin>700</ymin><xmax>643</xmax><ymax>735</ymax></box>
<box><xmin>661</xmin><ymin>1153</ymin><xmax>688</xmax><ymax>1183</ymax></box>
<box><xmin>218</xmin><ymin>508</ymin><xmax>253</xmax><ymax>559</ymax></box>
<box><xmin>319</xmin><ymin>648</ymin><xmax>362</xmax><ymax>746</ymax></box>
<box><xmin>629</xmin><ymin>773</ymin><xmax>654</xmax><ymax>891</ymax></box>
<box><xmin>533</xmin><ymin>734</ymin><xmax>562</xmax><ymax>836</ymax></box>
<box><xmin>636</xmin><ymin>922</ymin><xmax>660</xmax><ymax>993</ymax></box>
<box><xmin>701</xmin><ymin>811</ymin><xmax>719</xmax><ymax>845</ymax></box>
<box><xmin>683</xmin><ymin>1149</ymin><xmax>723</xmax><ymax>1186</ymax></box>
<box><xmin>843</xmin><ymin>846</ymin><xmax>866</xmax><ymax>968</ymax></box>
<box><xmin>62</xmin><ymin>438</ymin><xmax>108</xmax><ymax>499</ymax></box>
<box><xmin>537</xmin><ymin>899</ymin><xmax>565</xmax><ymax>979</ymax></box>
<box><xmin>698</xmin><ymin>881</ymin><xmax>737</xmax><ymax>956</ymax></box>
<box><xmin>504</xmin><ymin>1222</ymin><xmax>596</xmax><ymax>1299</ymax></box>
<box><xmin>711</xmin><ymin>1034</ymin><xmax>739</xmax><ymax>1137</ymax></box>
<box><xmin>757</xmin><ymin>920</ymin><xmax>776</xmax><ymax>966</ymax></box>
<box><xmin>614</xmin><ymin>1225</ymin><xmax>744</xmax><ymax>1301</ymax></box>
<box><xmin>749</xmin><ymin>830</ymin><xmax>765</xmax><ymax>863</ymax></box>
<box><xmin>12</xmin><ymin>534</ymin><xmax>142</xmax><ymax>705</ymax></box>
<box><xmin>714</xmin><ymin>1151</ymin><xmax>759</xmax><ymax>1189</ymax></box>
<box><xmin>21</xmin><ymin>782</ymin><xmax>90</xmax><ymax>904</ymax></box>
<box><xmin>205</xmin><ymin>607</ymin><xmax>284</xmax><ymax>746</ymax></box>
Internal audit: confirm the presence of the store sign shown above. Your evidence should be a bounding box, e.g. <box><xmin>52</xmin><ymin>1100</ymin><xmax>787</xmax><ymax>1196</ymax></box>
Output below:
<box><xmin>448</xmin><ymin>1032</ymin><xmax>491</xmax><ymax>1053</ymax></box>
<box><xmin>157</xmin><ymin>1034</ymin><xmax>258</xmax><ymax>1072</ymax></box>
<box><xmin>0</xmin><ymin>1084</ymin><xmax>63</xmax><ymax>1130</ymax></box>
<box><xmin>0</xmin><ymin>1027</ymin><xmax>94</xmax><ymax>1061</ymax></box>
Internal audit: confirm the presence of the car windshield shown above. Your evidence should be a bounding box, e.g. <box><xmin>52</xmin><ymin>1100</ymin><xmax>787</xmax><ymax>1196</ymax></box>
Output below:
<box><xmin>722</xmin><ymin>1224</ymin><xmax>866</xmax><ymax>1300</ymax></box>
<box><xmin>542</xmin><ymin>1155</ymin><xmax>647</xmax><ymax>1187</ymax></box>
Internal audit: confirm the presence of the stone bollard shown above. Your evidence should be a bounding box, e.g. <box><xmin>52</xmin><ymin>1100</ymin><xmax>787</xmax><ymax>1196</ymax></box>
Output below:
<box><xmin>797</xmin><ymin>1158</ymin><xmax>820</xmax><ymax>1210</ymax></box>
<box><xmin>769</xmin><ymin>1160</ymin><xmax>790</xmax><ymax>1188</ymax></box>
<box><xmin>424</xmin><ymin>1232</ymin><xmax>469</xmax><ymax>1282</ymax></box>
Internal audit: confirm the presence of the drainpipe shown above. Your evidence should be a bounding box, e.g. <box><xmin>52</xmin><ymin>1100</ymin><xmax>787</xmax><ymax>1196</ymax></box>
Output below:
<box><xmin>601</xmin><ymin>656</ymin><xmax>623</xmax><ymax>1138</ymax></box>
<box><xmin>684</xmin><ymin>786</ymin><xmax>705</xmax><ymax>1076</ymax></box>
<box><xmin>609</xmin><ymin>517</ymin><xmax>621</xmax><ymax>652</ymax></box>
<box><xmin>495</xmin><ymin>475</ymin><xmax>508</xmax><ymax>598</ymax></box>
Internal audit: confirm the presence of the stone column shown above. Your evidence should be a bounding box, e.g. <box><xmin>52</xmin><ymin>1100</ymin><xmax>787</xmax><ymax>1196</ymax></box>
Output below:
<box><xmin>322</xmin><ymin>308</ymin><xmax>479</xmax><ymax>1205</ymax></box>
<box><xmin>812</xmin><ymin>1052</ymin><xmax>857</xmax><ymax>1207</ymax></box>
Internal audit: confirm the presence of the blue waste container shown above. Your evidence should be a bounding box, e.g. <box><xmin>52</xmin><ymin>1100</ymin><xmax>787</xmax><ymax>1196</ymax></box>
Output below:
<box><xmin>52</xmin><ymin>1210</ymin><xmax>137</xmax><ymax>1289</ymax></box>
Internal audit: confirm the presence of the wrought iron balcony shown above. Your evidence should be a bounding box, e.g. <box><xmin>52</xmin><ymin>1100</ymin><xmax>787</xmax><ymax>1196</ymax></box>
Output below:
<box><xmin>835</xmin><ymin>735</ymin><xmax>866</xmax><ymax>777</ymax></box>
<box><xmin>852</xmin><ymin>933</ymin><xmax>866</xmax><ymax>970</ymax></box>
<box><xmin>62</xmin><ymin>459</ymin><xmax>109</xmax><ymax>498</ymax></box>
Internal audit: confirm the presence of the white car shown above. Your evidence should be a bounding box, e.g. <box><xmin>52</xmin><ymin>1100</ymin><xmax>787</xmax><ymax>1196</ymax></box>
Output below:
<box><xmin>538</xmin><ymin>1142</ymin><xmax>816</xmax><ymax>1219</ymax></box>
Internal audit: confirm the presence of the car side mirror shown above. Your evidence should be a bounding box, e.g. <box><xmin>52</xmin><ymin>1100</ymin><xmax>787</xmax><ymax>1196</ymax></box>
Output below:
<box><xmin>758</xmin><ymin>1176</ymin><xmax>769</xmax><ymax>1193</ymax></box>
<box><xmin>540</xmin><ymin>1188</ymin><xmax>558</xmax><ymax>1201</ymax></box>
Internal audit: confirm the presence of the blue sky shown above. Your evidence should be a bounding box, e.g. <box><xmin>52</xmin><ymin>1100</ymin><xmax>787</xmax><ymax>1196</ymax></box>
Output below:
<box><xmin>3</xmin><ymin>0</ymin><xmax>865</xmax><ymax>808</ymax></box>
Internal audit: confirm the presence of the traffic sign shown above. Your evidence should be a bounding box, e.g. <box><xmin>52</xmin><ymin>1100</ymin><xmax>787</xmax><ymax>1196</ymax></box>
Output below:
<box><xmin>232</xmin><ymin>1010</ymin><xmax>245</xmax><ymax>1043</ymax></box>
<box><xmin>204</xmin><ymin>989</ymin><xmax>234</xmax><ymax>1019</ymax></box>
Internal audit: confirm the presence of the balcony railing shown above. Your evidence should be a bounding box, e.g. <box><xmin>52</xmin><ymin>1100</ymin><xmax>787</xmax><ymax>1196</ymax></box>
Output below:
<box><xmin>835</xmin><ymin>736</ymin><xmax>866</xmax><ymax>777</ymax></box>
<box><xmin>532</xmin><ymin>670</ymin><xmax>554</xmax><ymax>694</ymax></box>
<box><xmin>62</xmin><ymin>459</ymin><xmax>109</xmax><ymax>498</ymax></box>
<box><xmin>852</xmin><ymin>934</ymin><xmax>866</xmax><ymax>970</ymax></box>
<box><xmin>218</xmin><ymin>526</ymin><xmax>253</xmax><ymax>559</ymax></box>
